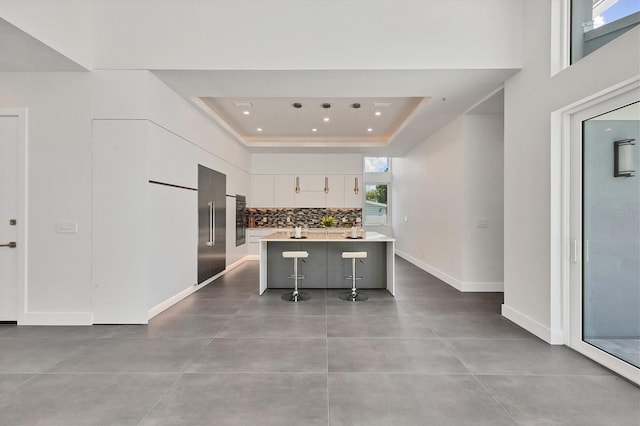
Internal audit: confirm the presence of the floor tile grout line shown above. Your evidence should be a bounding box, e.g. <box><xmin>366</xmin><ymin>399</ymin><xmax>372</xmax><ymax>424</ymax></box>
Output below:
<box><xmin>136</xmin><ymin>372</ymin><xmax>185</xmax><ymax>426</ymax></box>
<box><xmin>469</xmin><ymin>372</ymin><xmax>519</xmax><ymax>425</ymax></box>
<box><xmin>0</xmin><ymin>373</ymin><xmax>38</xmax><ymax>398</ymax></box>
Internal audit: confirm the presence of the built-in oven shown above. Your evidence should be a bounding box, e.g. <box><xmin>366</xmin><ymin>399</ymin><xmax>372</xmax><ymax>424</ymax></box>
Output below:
<box><xmin>235</xmin><ymin>194</ymin><xmax>247</xmax><ymax>246</ymax></box>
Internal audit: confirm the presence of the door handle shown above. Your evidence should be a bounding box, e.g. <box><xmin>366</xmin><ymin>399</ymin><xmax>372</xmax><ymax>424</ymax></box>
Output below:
<box><xmin>0</xmin><ymin>242</ymin><xmax>16</xmax><ymax>248</ymax></box>
<box><xmin>207</xmin><ymin>201</ymin><xmax>215</xmax><ymax>246</ymax></box>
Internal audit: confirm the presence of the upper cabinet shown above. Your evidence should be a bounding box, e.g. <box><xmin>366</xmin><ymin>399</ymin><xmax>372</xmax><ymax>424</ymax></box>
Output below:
<box><xmin>252</xmin><ymin>173</ymin><xmax>361</xmax><ymax>208</ymax></box>
<box><xmin>251</xmin><ymin>175</ymin><xmax>274</xmax><ymax>207</ymax></box>
<box><xmin>326</xmin><ymin>175</ymin><xmax>345</xmax><ymax>208</ymax></box>
<box><xmin>273</xmin><ymin>175</ymin><xmax>294</xmax><ymax>207</ymax></box>
<box><xmin>294</xmin><ymin>175</ymin><xmax>326</xmax><ymax>208</ymax></box>
<box><xmin>344</xmin><ymin>174</ymin><xmax>363</xmax><ymax>208</ymax></box>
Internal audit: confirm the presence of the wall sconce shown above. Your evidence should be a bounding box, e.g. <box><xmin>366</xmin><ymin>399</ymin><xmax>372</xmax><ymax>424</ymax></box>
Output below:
<box><xmin>324</xmin><ymin>176</ymin><xmax>329</xmax><ymax>194</ymax></box>
<box><xmin>614</xmin><ymin>139</ymin><xmax>636</xmax><ymax>177</ymax></box>
<box><xmin>295</xmin><ymin>176</ymin><xmax>300</xmax><ymax>193</ymax></box>
<box><xmin>354</xmin><ymin>177</ymin><xmax>359</xmax><ymax>195</ymax></box>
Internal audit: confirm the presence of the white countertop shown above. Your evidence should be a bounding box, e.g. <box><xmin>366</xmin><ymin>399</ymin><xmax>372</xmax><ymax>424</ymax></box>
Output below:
<box><xmin>261</xmin><ymin>230</ymin><xmax>395</xmax><ymax>242</ymax></box>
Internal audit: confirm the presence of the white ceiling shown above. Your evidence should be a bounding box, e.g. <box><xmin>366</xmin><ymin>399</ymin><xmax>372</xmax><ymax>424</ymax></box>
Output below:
<box><xmin>200</xmin><ymin>96</ymin><xmax>425</xmax><ymax>143</ymax></box>
<box><xmin>0</xmin><ymin>16</ymin><xmax>514</xmax><ymax>157</ymax></box>
<box><xmin>0</xmin><ymin>18</ymin><xmax>85</xmax><ymax>71</ymax></box>
<box><xmin>155</xmin><ymin>69</ymin><xmax>516</xmax><ymax>155</ymax></box>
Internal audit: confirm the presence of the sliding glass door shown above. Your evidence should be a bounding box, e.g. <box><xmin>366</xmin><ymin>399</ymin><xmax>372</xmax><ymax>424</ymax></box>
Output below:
<box><xmin>582</xmin><ymin>102</ymin><xmax>639</xmax><ymax>368</ymax></box>
<box><xmin>570</xmin><ymin>97</ymin><xmax>640</xmax><ymax>384</ymax></box>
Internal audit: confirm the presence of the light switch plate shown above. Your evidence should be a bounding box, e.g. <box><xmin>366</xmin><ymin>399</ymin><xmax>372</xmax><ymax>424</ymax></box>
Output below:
<box><xmin>56</xmin><ymin>221</ymin><xmax>78</xmax><ymax>234</ymax></box>
<box><xmin>476</xmin><ymin>219</ymin><xmax>489</xmax><ymax>228</ymax></box>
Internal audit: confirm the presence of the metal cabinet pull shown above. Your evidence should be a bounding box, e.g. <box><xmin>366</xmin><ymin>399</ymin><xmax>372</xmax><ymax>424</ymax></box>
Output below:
<box><xmin>207</xmin><ymin>202</ymin><xmax>215</xmax><ymax>246</ymax></box>
<box><xmin>0</xmin><ymin>242</ymin><xmax>16</xmax><ymax>248</ymax></box>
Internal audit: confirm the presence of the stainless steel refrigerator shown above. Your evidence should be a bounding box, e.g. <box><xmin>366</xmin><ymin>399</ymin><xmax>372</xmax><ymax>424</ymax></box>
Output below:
<box><xmin>198</xmin><ymin>165</ymin><xmax>226</xmax><ymax>284</ymax></box>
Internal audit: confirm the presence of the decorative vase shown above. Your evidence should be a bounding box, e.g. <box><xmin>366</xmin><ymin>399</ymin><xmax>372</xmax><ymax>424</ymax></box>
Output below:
<box><xmin>324</xmin><ymin>227</ymin><xmax>329</xmax><ymax>236</ymax></box>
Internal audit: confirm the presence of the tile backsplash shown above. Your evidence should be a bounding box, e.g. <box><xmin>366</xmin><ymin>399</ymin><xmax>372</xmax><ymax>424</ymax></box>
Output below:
<box><xmin>247</xmin><ymin>208</ymin><xmax>362</xmax><ymax>228</ymax></box>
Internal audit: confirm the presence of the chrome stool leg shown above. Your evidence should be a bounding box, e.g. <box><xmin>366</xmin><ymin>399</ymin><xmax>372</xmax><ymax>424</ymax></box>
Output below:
<box><xmin>281</xmin><ymin>251</ymin><xmax>311</xmax><ymax>302</ymax></box>
<box><xmin>339</xmin><ymin>251</ymin><xmax>368</xmax><ymax>302</ymax></box>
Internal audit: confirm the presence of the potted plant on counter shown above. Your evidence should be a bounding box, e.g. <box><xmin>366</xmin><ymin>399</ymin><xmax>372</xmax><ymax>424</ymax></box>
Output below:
<box><xmin>321</xmin><ymin>215</ymin><xmax>336</xmax><ymax>236</ymax></box>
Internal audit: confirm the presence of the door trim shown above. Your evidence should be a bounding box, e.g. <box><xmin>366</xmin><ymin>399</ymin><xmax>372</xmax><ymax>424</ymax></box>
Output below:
<box><xmin>0</xmin><ymin>108</ymin><xmax>28</xmax><ymax>324</ymax></box>
<box><xmin>551</xmin><ymin>78</ymin><xmax>640</xmax><ymax>384</ymax></box>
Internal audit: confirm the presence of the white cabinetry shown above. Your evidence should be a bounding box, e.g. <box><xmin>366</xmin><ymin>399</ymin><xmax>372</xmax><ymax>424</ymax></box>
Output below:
<box><xmin>251</xmin><ymin>175</ymin><xmax>274</xmax><ymax>207</ymax></box>
<box><xmin>294</xmin><ymin>191</ymin><xmax>325</xmax><ymax>208</ymax></box>
<box><xmin>294</xmin><ymin>174</ymin><xmax>325</xmax><ymax>208</ymax></box>
<box><xmin>297</xmin><ymin>174</ymin><xmax>325</xmax><ymax>192</ymax></box>
<box><xmin>274</xmin><ymin>175</ymin><xmax>294</xmax><ymax>207</ymax></box>
<box><xmin>248</xmin><ymin>228</ymin><xmax>277</xmax><ymax>255</ymax></box>
<box><xmin>250</xmin><ymin>173</ymin><xmax>363</xmax><ymax>209</ymax></box>
<box><xmin>344</xmin><ymin>174</ymin><xmax>363</xmax><ymax>208</ymax></box>
<box><xmin>326</xmin><ymin>175</ymin><xmax>345</xmax><ymax>208</ymax></box>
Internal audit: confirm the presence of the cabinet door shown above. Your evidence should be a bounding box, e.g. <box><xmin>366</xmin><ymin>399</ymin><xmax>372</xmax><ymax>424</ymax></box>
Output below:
<box><xmin>251</xmin><ymin>175</ymin><xmax>274</xmax><ymax>207</ymax></box>
<box><xmin>294</xmin><ymin>191</ymin><xmax>326</xmax><ymax>208</ymax></box>
<box><xmin>274</xmin><ymin>175</ymin><xmax>295</xmax><ymax>207</ymax></box>
<box><xmin>344</xmin><ymin>174</ymin><xmax>363</xmax><ymax>208</ymax></box>
<box><xmin>326</xmin><ymin>174</ymin><xmax>345</xmax><ymax>208</ymax></box>
<box><xmin>298</xmin><ymin>174</ymin><xmax>325</xmax><ymax>192</ymax></box>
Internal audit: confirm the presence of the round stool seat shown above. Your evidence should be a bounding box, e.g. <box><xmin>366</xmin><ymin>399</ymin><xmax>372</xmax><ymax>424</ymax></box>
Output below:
<box><xmin>341</xmin><ymin>251</ymin><xmax>367</xmax><ymax>259</ymax></box>
<box><xmin>283</xmin><ymin>251</ymin><xmax>309</xmax><ymax>259</ymax></box>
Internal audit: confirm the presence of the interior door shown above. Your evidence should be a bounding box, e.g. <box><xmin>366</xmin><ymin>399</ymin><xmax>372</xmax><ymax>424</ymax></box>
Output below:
<box><xmin>0</xmin><ymin>115</ymin><xmax>19</xmax><ymax>321</ymax></box>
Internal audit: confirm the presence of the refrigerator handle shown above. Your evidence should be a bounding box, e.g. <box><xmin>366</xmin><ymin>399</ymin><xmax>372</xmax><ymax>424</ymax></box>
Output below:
<box><xmin>207</xmin><ymin>201</ymin><xmax>215</xmax><ymax>246</ymax></box>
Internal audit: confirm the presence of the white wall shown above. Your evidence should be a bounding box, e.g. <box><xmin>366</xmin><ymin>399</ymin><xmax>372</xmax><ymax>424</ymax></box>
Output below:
<box><xmin>393</xmin><ymin>116</ymin><xmax>465</xmax><ymax>283</ymax></box>
<box><xmin>0</xmin><ymin>0</ymin><xmax>92</xmax><ymax>68</ymax></box>
<box><xmin>92</xmin><ymin>70</ymin><xmax>252</xmax><ymax>322</ymax></box>
<box><xmin>92</xmin><ymin>119</ymin><xmax>148</xmax><ymax>324</ymax></box>
<box><xmin>393</xmin><ymin>114</ymin><xmax>504</xmax><ymax>291</ymax></box>
<box><xmin>462</xmin><ymin>114</ymin><xmax>504</xmax><ymax>284</ymax></box>
<box><xmin>0</xmin><ymin>72</ymin><xmax>93</xmax><ymax>324</ymax></box>
<box><xmin>502</xmin><ymin>0</ymin><xmax>640</xmax><ymax>342</ymax></box>
<box><xmin>92</xmin><ymin>0</ymin><xmax>522</xmax><ymax>70</ymax></box>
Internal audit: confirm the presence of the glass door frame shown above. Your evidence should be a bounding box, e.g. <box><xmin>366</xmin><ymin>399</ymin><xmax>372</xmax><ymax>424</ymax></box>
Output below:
<box><xmin>567</xmin><ymin>86</ymin><xmax>640</xmax><ymax>385</ymax></box>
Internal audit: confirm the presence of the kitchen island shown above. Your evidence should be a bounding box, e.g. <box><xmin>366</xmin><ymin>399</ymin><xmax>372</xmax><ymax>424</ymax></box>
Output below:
<box><xmin>259</xmin><ymin>231</ymin><xmax>395</xmax><ymax>295</ymax></box>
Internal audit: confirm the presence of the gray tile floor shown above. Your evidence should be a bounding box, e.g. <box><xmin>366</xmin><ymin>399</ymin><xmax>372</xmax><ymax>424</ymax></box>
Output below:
<box><xmin>0</xmin><ymin>257</ymin><xmax>638</xmax><ymax>425</ymax></box>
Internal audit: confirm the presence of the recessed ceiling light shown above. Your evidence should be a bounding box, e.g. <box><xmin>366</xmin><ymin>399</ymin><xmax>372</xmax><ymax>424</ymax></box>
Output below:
<box><xmin>323</xmin><ymin>117</ymin><xmax>330</xmax><ymax>122</ymax></box>
<box><xmin>367</xmin><ymin>128</ymin><xmax>373</xmax><ymax>132</ymax></box>
<box><xmin>312</xmin><ymin>128</ymin><xmax>317</xmax><ymax>132</ymax></box>
<box><xmin>243</xmin><ymin>110</ymin><xmax>250</xmax><ymax>115</ymax></box>
<box><xmin>605</xmin><ymin>128</ymin><xmax>612</xmax><ymax>132</ymax></box>
<box><xmin>257</xmin><ymin>128</ymin><xmax>263</xmax><ymax>132</ymax></box>
<box><xmin>374</xmin><ymin>111</ymin><xmax>382</xmax><ymax>116</ymax></box>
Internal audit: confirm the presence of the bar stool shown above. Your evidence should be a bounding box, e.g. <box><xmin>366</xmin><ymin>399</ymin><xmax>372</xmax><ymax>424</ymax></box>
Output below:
<box><xmin>339</xmin><ymin>251</ymin><xmax>368</xmax><ymax>302</ymax></box>
<box><xmin>281</xmin><ymin>251</ymin><xmax>311</xmax><ymax>302</ymax></box>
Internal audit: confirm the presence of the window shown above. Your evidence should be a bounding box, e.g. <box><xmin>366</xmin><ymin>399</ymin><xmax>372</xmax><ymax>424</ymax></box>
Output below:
<box><xmin>364</xmin><ymin>157</ymin><xmax>390</xmax><ymax>173</ymax></box>
<box><xmin>364</xmin><ymin>184</ymin><xmax>388</xmax><ymax>225</ymax></box>
<box><xmin>571</xmin><ymin>0</ymin><xmax>640</xmax><ymax>64</ymax></box>
<box><xmin>363</xmin><ymin>157</ymin><xmax>391</xmax><ymax>226</ymax></box>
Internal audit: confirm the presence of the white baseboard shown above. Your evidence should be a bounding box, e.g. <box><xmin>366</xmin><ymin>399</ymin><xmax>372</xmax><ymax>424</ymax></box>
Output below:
<box><xmin>20</xmin><ymin>311</ymin><xmax>93</xmax><ymax>326</ymax></box>
<box><xmin>460</xmin><ymin>281</ymin><xmax>504</xmax><ymax>292</ymax></box>
<box><xmin>147</xmin><ymin>255</ymin><xmax>257</xmax><ymax>320</ymax></box>
<box><xmin>502</xmin><ymin>304</ymin><xmax>563</xmax><ymax>344</ymax></box>
<box><xmin>395</xmin><ymin>249</ymin><xmax>503</xmax><ymax>292</ymax></box>
<box><xmin>147</xmin><ymin>285</ymin><xmax>198</xmax><ymax>320</ymax></box>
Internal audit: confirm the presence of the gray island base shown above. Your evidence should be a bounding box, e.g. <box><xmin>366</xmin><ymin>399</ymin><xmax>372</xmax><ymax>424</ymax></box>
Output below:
<box><xmin>259</xmin><ymin>231</ymin><xmax>396</xmax><ymax>295</ymax></box>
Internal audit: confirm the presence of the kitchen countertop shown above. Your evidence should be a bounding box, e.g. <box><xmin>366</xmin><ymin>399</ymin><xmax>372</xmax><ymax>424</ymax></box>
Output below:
<box><xmin>261</xmin><ymin>231</ymin><xmax>395</xmax><ymax>242</ymax></box>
